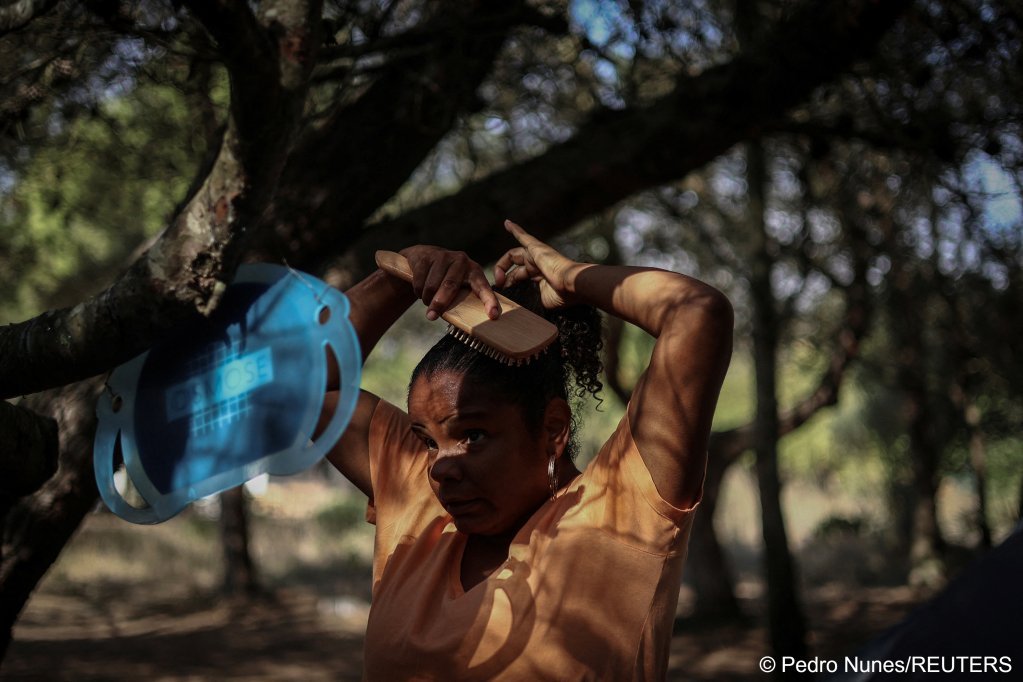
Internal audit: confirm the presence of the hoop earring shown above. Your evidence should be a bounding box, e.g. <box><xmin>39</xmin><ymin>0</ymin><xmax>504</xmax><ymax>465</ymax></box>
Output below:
<box><xmin>547</xmin><ymin>453</ymin><xmax>558</xmax><ymax>501</ymax></box>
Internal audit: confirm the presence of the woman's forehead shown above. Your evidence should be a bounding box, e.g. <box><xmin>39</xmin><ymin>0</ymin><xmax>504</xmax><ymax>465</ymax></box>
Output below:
<box><xmin>408</xmin><ymin>370</ymin><xmax>509</xmax><ymax>420</ymax></box>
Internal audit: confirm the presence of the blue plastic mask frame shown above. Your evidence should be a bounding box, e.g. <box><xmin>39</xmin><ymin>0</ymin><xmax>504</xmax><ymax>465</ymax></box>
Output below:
<box><xmin>94</xmin><ymin>264</ymin><xmax>361</xmax><ymax>524</ymax></box>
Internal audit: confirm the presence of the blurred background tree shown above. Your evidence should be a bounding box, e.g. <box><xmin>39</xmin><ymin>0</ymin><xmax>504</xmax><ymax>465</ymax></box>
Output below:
<box><xmin>1</xmin><ymin>0</ymin><xmax>1020</xmax><ymax>673</ymax></box>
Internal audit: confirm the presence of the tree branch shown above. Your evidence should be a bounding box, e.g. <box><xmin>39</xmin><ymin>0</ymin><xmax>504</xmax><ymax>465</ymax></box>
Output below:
<box><xmin>709</xmin><ymin>307</ymin><xmax>867</xmax><ymax>464</ymax></box>
<box><xmin>0</xmin><ymin>0</ymin><xmax>58</xmax><ymax>37</ymax></box>
<box><xmin>0</xmin><ymin>378</ymin><xmax>102</xmax><ymax>653</ymax></box>
<box><xmin>254</xmin><ymin>0</ymin><xmax>524</xmax><ymax>268</ymax></box>
<box><xmin>710</xmin><ymin>205</ymin><xmax>875</xmax><ymax>464</ymax></box>
<box><xmin>179</xmin><ymin>0</ymin><xmax>308</xmax><ymax>172</ymax></box>
<box><xmin>317</xmin><ymin>3</ymin><xmax>566</xmax><ymax>64</ymax></box>
<box><xmin>0</xmin><ymin>0</ymin><xmax>322</xmax><ymax>399</ymax></box>
<box><xmin>322</xmin><ymin>0</ymin><xmax>913</xmax><ymax>277</ymax></box>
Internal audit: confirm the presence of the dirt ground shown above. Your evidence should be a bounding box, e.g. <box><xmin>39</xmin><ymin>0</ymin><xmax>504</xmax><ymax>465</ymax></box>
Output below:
<box><xmin>2</xmin><ymin>582</ymin><xmax>925</xmax><ymax>681</ymax></box>
<box><xmin>1</xmin><ymin>481</ymin><xmax>938</xmax><ymax>681</ymax></box>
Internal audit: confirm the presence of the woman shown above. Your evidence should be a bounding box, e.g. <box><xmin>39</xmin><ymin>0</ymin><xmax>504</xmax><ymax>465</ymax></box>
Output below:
<box><xmin>323</xmin><ymin>221</ymin><xmax>733</xmax><ymax>680</ymax></box>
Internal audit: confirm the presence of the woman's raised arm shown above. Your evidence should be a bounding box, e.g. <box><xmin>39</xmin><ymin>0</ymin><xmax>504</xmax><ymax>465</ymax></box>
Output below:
<box><xmin>496</xmin><ymin>221</ymin><xmax>733</xmax><ymax>509</ymax></box>
<box><xmin>320</xmin><ymin>248</ymin><xmax>501</xmax><ymax>496</ymax></box>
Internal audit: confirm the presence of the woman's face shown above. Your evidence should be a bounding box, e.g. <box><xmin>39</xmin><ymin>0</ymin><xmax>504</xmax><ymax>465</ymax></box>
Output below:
<box><xmin>408</xmin><ymin>370</ymin><xmax>557</xmax><ymax>537</ymax></box>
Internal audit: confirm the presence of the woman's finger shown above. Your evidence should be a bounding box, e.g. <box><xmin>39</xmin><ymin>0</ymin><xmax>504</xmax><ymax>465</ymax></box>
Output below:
<box><xmin>504</xmin><ymin>219</ymin><xmax>544</xmax><ymax>249</ymax></box>
<box><xmin>423</xmin><ymin>259</ymin><xmax>467</xmax><ymax>320</ymax></box>
<box><xmin>466</xmin><ymin>269</ymin><xmax>502</xmax><ymax>319</ymax></box>
<box><xmin>503</xmin><ymin>265</ymin><xmax>535</xmax><ymax>286</ymax></box>
<box><xmin>399</xmin><ymin>246</ymin><xmax>501</xmax><ymax>320</ymax></box>
<box><xmin>494</xmin><ymin>247</ymin><xmax>532</xmax><ymax>287</ymax></box>
<box><xmin>504</xmin><ymin>219</ymin><xmax>563</xmax><ymax>274</ymax></box>
<box><xmin>495</xmin><ymin>250</ymin><xmax>539</xmax><ymax>287</ymax></box>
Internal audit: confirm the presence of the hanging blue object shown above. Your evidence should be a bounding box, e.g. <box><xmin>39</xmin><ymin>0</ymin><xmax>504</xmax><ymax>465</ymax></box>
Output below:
<box><xmin>94</xmin><ymin>264</ymin><xmax>361</xmax><ymax>524</ymax></box>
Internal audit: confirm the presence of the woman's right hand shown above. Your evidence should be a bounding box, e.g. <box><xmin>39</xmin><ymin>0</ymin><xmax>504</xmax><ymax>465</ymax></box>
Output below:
<box><xmin>398</xmin><ymin>245</ymin><xmax>502</xmax><ymax>321</ymax></box>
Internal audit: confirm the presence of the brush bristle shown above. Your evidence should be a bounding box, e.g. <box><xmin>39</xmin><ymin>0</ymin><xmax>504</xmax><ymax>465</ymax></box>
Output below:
<box><xmin>445</xmin><ymin>324</ymin><xmax>546</xmax><ymax>366</ymax></box>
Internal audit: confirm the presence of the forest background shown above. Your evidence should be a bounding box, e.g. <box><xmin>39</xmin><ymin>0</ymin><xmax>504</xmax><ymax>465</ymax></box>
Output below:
<box><xmin>0</xmin><ymin>0</ymin><xmax>1021</xmax><ymax>679</ymax></box>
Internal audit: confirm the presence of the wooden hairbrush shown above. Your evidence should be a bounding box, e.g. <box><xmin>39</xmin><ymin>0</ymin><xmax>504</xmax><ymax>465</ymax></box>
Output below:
<box><xmin>375</xmin><ymin>251</ymin><xmax>558</xmax><ymax>365</ymax></box>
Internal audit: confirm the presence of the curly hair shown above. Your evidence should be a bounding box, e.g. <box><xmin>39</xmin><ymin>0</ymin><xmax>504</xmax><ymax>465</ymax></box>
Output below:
<box><xmin>408</xmin><ymin>280</ymin><xmax>603</xmax><ymax>460</ymax></box>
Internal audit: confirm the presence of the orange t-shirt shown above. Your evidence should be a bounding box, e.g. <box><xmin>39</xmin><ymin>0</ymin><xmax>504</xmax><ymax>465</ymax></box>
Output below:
<box><xmin>362</xmin><ymin>399</ymin><xmax>699</xmax><ymax>681</ymax></box>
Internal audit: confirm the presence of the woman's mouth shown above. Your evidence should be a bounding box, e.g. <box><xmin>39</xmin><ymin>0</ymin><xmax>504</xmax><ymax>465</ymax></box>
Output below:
<box><xmin>443</xmin><ymin>498</ymin><xmax>483</xmax><ymax>517</ymax></box>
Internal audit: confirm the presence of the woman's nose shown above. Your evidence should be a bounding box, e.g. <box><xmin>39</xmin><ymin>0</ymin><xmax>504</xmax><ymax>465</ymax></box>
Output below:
<box><xmin>428</xmin><ymin>449</ymin><xmax>464</xmax><ymax>483</ymax></box>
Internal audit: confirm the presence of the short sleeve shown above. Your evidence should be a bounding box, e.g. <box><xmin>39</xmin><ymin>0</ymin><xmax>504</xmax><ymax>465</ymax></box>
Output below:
<box><xmin>365</xmin><ymin>399</ymin><xmax>422</xmax><ymax>524</ymax></box>
<box><xmin>572</xmin><ymin>408</ymin><xmax>701</xmax><ymax>555</ymax></box>
<box><xmin>364</xmin><ymin>399</ymin><xmax>445</xmax><ymax>582</ymax></box>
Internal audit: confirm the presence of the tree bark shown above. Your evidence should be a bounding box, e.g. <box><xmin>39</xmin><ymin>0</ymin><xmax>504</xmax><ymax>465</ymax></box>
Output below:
<box><xmin>945</xmin><ymin>306</ymin><xmax>992</xmax><ymax>552</ymax></box>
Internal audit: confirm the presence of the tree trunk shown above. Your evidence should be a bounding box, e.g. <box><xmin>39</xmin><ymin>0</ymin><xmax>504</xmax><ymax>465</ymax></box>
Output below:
<box><xmin>949</xmin><ymin>375</ymin><xmax>991</xmax><ymax>550</ymax></box>
<box><xmin>219</xmin><ymin>487</ymin><xmax>259</xmax><ymax>597</ymax></box>
<box><xmin>1017</xmin><ymin>472</ymin><xmax>1023</xmax><ymax>528</ymax></box>
<box><xmin>891</xmin><ymin>270</ymin><xmax>946</xmax><ymax>585</ymax></box>
<box><xmin>0</xmin><ymin>402</ymin><xmax>58</xmax><ymax>498</ymax></box>
<box><xmin>752</xmin><ymin>339</ymin><xmax>809</xmax><ymax>664</ymax></box>
<box><xmin>684</xmin><ymin>448</ymin><xmax>743</xmax><ymax>622</ymax></box>
<box><xmin>683</xmin><ymin>250</ymin><xmax>871</xmax><ymax>623</ymax></box>
<box><xmin>747</xmin><ymin>141</ymin><xmax>809</xmax><ymax>666</ymax></box>
<box><xmin>0</xmin><ymin>379</ymin><xmax>102</xmax><ymax>660</ymax></box>
<box><xmin>908</xmin><ymin>445</ymin><xmax>944</xmax><ymax>584</ymax></box>
<box><xmin>964</xmin><ymin>403</ymin><xmax>992</xmax><ymax>549</ymax></box>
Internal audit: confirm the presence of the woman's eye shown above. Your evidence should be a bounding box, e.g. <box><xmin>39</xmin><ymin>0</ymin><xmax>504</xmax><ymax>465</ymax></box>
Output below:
<box><xmin>418</xmin><ymin>436</ymin><xmax>438</xmax><ymax>451</ymax></box>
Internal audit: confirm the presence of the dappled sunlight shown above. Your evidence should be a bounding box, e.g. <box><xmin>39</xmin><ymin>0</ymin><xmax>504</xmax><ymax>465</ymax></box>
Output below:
<box><xmin>5</xmin><ymin>477</ymin><xmax>945</xmax><ymax>680</ymax></box>
<box><xmin>7</xmin><ymin>576</ymin><xmax>929</xmax><ymax>682</ymax></box>
<box><xmin>1</xmin><ymin>0</ymin><xmax>1021</xmax><ymax>679</ymax></box>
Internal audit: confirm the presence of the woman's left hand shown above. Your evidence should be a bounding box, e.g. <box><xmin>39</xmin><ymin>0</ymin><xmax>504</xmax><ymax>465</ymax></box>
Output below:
<box><xmin>494</xmin><ymin>220</ymin><xmax>586</xmax><ymax>309</ymax></box>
